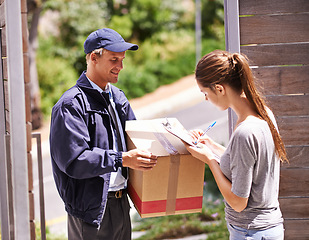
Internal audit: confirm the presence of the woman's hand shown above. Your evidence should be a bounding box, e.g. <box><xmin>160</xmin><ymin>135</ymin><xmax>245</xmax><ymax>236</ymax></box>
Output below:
<box><xmin>189</xmin><ymin>129</ymin><xmax>226</xmax><ymax>157</ymax></box>
<box><xmin>189</xmin><ymin>129</ymin><xmax>214</xmax><ymax>145</ymax></box>
<box><xmin>184</xmin><ymin>143</ymin><xmax>216</xmax><ymax>165</ymax></box>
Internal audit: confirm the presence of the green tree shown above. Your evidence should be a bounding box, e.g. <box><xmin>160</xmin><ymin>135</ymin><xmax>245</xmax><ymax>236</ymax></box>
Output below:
<box><xmin>103</xmin><ymin>0</ymin><xmax>189</xmax><ymax>41</ymax></box>
<box><xmin>27</xmin><ymin>0</ymin><xmax>47</xmax><ymax>128</ymax></box>
<box><xmin>42</xmin><ymin>0</ymin><xmax>108</xmax><ymax>74</ymax></box>
<box><xmin>201</xmin><ymin>0</ymin><xmax>224</xmax><ymax>38</ymax></box>
<box><xmin>41</xmin><ymin>0</ymin><xmax>189</xmax><ymax>74</ymax></box>
<box><xmin>35</xmin><ymin>0</ymin><xmax>225</xmax><ymax>116</ymax></box>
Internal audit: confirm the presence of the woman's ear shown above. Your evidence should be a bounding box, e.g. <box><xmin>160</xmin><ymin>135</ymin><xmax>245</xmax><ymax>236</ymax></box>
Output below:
<box><xmin>215</xmin><ymin>84</ymin><xmax>225</xmax><ymax>95</ymax></box>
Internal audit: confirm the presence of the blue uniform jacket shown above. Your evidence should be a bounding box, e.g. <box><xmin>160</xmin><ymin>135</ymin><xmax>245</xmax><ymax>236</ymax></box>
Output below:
<box><xmin>49</xmin><ymin>72</ymin><xmax>136</xmax><ymax>226</ymax></box>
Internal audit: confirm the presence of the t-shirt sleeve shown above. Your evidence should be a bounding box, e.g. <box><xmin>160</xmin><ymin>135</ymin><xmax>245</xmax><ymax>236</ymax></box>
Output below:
<box><xmin>229</xmin><ymin>128</ymin><xmax>258</xmax><ymax>198</ymax></box>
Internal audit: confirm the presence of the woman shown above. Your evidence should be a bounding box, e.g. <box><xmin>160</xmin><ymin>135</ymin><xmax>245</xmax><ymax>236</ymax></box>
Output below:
<box><xmin>185</xmin><ymin>50</ymin><xmax>287</xmax><ymax>240</ymax></box>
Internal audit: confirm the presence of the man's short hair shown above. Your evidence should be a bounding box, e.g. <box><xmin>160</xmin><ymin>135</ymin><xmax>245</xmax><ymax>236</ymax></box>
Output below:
<box><xmin>85</xmin><ymin>48</ymin><xmax>107</xmax><ymax>64</ymax></box>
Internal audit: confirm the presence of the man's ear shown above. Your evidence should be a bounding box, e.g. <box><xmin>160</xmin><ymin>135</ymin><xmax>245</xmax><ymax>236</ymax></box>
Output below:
<box><xmin>215</xmin><ymin>84</ymin><xmax>225</xmax><ymax>95</ymax></box>
<box><xmin>90</xmin><ymin>52</ymin><xmax>97</xmax><ymax>63</ymax></box>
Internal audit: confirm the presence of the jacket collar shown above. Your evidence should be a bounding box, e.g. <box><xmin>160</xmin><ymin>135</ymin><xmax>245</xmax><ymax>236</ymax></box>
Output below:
<box><xmin>76</xmin><ymin>71</ymin><xmax>128</xmax><ymax>107</ymax></box>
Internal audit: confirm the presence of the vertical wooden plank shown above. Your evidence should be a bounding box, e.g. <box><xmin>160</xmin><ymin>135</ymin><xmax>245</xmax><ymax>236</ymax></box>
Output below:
<box><xmin>25</xmin><ymin>82</ymin><xmax>32</xmax><ymax>123</ymax></box>
<box><xmin>0</xmin><ymin>2</ymin><xmax>5</xmax><ymax>27</ymax></box>
<box><xmin>1</xmin><ymin>25</ymin><xmax>6</xmax><ymax>57</ymax></box>
<box><xmin>6</xmin><ymin>135</ymin><xmax>15</xmax><ymax>239</ymax></box>
<box><xmin>5</xmin><ymin>0</ymin><xmax>30</xmax><ymax>238</ymax></box>
<box><xmin>21</xmin><ymin>0</ymin><xmax>35</xmax><ymax>237</ymax></box>
<box><xmin>0</xmin><ymin>26</ymin><xmax>11</xmax><ymax>240</ymax></box>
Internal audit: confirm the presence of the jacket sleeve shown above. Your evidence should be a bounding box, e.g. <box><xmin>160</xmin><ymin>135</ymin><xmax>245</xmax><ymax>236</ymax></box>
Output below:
<box><xmin>126</xmin><ymin>102</ymin><xmax>136</xmax><ymax>121</ymax></box>
<box><xmin>50</xmin><ymin>97</ymin><xmax>122</xmax><ymax>179</ymax></box>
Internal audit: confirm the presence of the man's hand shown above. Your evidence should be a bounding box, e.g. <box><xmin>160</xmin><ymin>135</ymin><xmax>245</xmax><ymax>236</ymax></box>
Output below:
<box><xmin>122</xmin><ymin>149</ymin><xmax>157</xmax><ymax>171</ymax></box>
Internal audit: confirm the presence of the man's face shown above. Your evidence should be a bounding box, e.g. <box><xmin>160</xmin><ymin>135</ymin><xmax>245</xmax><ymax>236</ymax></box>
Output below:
<box><xmin>94</xmin><ymin>50</ymin><xmax>126</xmax><ymax>86</ymax></box>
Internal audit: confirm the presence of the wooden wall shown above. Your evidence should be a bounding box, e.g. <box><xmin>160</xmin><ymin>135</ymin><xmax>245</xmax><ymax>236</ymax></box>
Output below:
<box><xmin>239</xmin><ymin>0</ymin><xmax>309</xmax><ymax>239</ymax></box>
<box><xmin>0</xmin><ymin>0</ymin><xmax>35</xmax><ymax>238</ymax></box>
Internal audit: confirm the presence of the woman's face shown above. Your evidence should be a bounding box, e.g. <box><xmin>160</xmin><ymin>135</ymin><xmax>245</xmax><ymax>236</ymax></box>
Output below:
<box><xmin>197</xmin><ymin>81</ymin><xmax>229</xmax><ymax>111</ymax></box>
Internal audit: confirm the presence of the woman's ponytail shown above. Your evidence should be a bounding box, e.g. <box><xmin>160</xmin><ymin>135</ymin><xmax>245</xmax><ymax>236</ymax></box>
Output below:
<box><xmin>233</xmin><ymin>53</ymin><xmax>288</xmax><ymax>162</ymax></box>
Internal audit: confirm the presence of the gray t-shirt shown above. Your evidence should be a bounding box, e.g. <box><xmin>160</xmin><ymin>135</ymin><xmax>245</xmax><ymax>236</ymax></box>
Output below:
<box><xmin>220</xmin><ymin>115</ymin><xmax>283</xmax><ymax>230</ymax></box>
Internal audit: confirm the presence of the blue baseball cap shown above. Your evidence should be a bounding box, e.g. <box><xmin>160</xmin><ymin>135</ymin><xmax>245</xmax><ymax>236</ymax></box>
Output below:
<box><xmin>84</xmin><ymin>28</ymin><xmax>138</xmax><ymax>54</ymax></box>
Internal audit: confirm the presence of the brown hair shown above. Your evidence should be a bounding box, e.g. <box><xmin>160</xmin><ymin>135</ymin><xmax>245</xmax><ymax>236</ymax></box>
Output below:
<box><xmin>195</xmin><ymin>50</ymin><xmax>287</xmax><ymax>162</ymax></box>
<box><xmin>85</xmin><ymin>48</ymin><xmax>107</xmax><ymax>64</ymax></box>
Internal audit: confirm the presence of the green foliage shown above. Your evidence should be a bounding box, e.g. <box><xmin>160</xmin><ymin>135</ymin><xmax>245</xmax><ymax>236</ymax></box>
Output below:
<box><xmin>37</xmin><ymin>0</ymin><xmax>225</xmax><ymax>117</ymax></box>
<box><xmin>109</xmin><ymin>15</ymin><xmax>134</xmax><ymax>39</ymax></box>
<box><xmin>42</xmin><ymin>0</ymin><xmax>108</xmax><ymax>74</ymax></box>
<box><xmin>37</xmin><ymin>36</ymin><xmax>78</xmax><ymax>117</ymax></box>
<box><xmin>116</xmin><ymin>33</ymin><xmax>225</xmax><ymax>99</ymax></box>
<box><xmin>35</xmin><ymin>224</ymin><xmax>66</xmax><ymax>240</ymax></box>
<box><xmin>41</xmin><ymin>0</ymin><xmax>191</xmax><ymax>75</ymax></box>
<box><xmin>129</xmin><ymin>0</ymin><xmax>188</xmax><ymax>41</ymax></box>
<box><xmin>202</xmin><ymin>0</ymin><xmax>225</xmax><ymax>39</ymax></box>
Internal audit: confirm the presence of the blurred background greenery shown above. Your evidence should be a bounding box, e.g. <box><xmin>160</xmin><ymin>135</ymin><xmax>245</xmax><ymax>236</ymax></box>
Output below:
<box><xmin>28</xmin><ymin>0</ymin><xmax>225</xmax><ymax>118</ymax></box>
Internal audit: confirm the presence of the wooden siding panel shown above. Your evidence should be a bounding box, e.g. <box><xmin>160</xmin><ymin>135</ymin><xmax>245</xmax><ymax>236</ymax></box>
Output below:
<box><xmin>252</xmin><ymin>66</ymin><xmax>309</xmax><ymax>95</ymax></box>
<box><xmin>241</xmin><ymin>43</ymin><xmax>309</xmax><ymax>66</ymax></box>
<box><xmin>279</xmin><ymin>169</ymin><xmax>309</xmax><ymax>197</ymax></box>
<box><xmin>23</xmin><ymin>53</ymin><xmax>30</xmax><ymax>84</ymax></box>
<box><xmin>239</xmin><ymin>0</ymin><xmax>309</xmax><ymax>15</ymax></box>
<box><xmin>2</xmin><ymin>56</ymin><xmax>7</xmax><ymax>79</ymax></box>
<box><xmin>4</xmin><ymin>80</ymin><xmax>8</xmax><ymax>110</ymax></box>
<box><xmin>240</xmin><ymin>13</ymin><xmax>309</xmax><ymax>45</ymax></box>
<box><xmin>239</xmin><ymin>1</ymin><xmax>309</xmax><ymax>239</ymax></box>
<box><xmin>283</xmin><ymin>146</ymin><xmax>309</xmax><ymax>168</ymax></box>
<box><xmin>21</xmin><ymin>13</ymin><xmax>28</xmax><ymax>53</ymax></box>
<box><xmin>1</xmin><ymin>25</ymin><xmax>6</xmax><ymax>57</ymax></box>
<box><xmin>277</xmin><ymin>117</ymin><xmax>309</xmax><ymax>146</ymax></box>
<box><xmin>20</xmin><ymin>0</ymin><xmax>27</xmax><ymax>13</ymax></box>
<box><xmin>26</xmin><ymin>122</ymin><xmax>31</xmax><ymax>153</ymax></box>
<box><xmin>0</xmin><ymin>2</ymin><xmax>5</xmax><ymax>27</ymax></box>
<box><xmin>25</xmin><ymin>82</ymin><xmax>31</xmax><ymax>123</ymax></box>
<box><xmin>28</xmin><ymin>191</ymin><xmax>34</xmax><ymax>219</ymax></box>
<box><xmin>266</xmin><ymin>95</ymin><xmax>309</xmax><ymax>117</ymax></box>
<box><xmin>5</xmin><ymin>109</ymin><xmax>9</xmax><ymax>133</ymax></box>
<box><xmin>283</xmin><ymin>219</ymin><xmax>309</xmax><ymax>240</ymax></box>
<box><xmin>279</xmin><ymin>197</ymin><xmax>309</xmax><ymax>219</ymax></box>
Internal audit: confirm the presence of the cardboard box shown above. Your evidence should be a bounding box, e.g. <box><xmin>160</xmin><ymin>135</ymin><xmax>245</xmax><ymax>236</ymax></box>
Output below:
<box><xmin>126</xmin><ymin>118</ymin><xmax>205</xmax><ymax>218</ymax></box>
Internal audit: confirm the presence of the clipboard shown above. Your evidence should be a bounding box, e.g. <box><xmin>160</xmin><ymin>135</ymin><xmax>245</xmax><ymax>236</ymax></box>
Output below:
<box><xmin>162</xmin><ymin>118</ymin><xmax>196</xmax><ymax>147</ymax></box>
<box><xmin>162</xmin><ymin>118</ymin><xmax>221</xmax><ymax>163</ymax></box>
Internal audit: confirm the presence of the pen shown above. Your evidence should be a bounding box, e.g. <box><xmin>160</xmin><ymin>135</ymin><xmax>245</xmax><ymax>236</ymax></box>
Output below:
<box><xmin>195</xmin><ymin>121</ymin><xmax>216</xmax><ymax>144</ymax></box>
